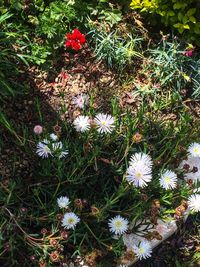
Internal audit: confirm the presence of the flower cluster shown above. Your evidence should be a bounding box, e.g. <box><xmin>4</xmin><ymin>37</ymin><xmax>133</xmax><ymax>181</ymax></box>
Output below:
<box><xmin>126</xmin><ymin>152</ymin><xmax>153</xmax><ymax>188</ymax></box>
<box><xmin>125</xmin><ymin>152</ymin><xmax>179</xmax><ymax>190</ymax></box>
<box><xmin>179</xmin><ymin>142</ymin><xmax>200</xmax><ymax>184</ymax></box>
<box><xmin>36</xmin><ymin>133</ymin><xmax>68</xmax><ymax>159</ymax></box>
<box><xmin>73</xmin><ymin>113</ymin><xmax>115</xmax><ymax>134</ymax></box>
<box><xmin>65</xmin><ymin>29</ymin><xmax>86</xmax><ymax>51</ymax></box>
<box><xmin>57</xmin><ymin>196</ymin><xmax>80</xmax><ymax>229</ymax></box>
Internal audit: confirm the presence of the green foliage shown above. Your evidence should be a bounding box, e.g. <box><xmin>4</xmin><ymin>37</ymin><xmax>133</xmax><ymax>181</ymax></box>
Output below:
<box><xmin>36</xmin><ymin>1</ymin><xmax>76</xmax><ymax>42</ymax></box>
<box><xmin>142</xmin><ymin>38</ymin><xmax>200</xmax><ymax>98</ymax></box>
<box><xmin>1</xmin><ymin>96</ymin><xmax>199</xmax><ymax>265</ymax></box>
<box><xmin>0</xmin><ymin>12</ymin><xmax>29</xmax><ymax>96</ymax></box>
<box><xmin>91</xmin><ymin>29</ymin><xmax>143</xmax><ymax>71</ymax></box>
<box><xmin>130</xmin><ymin>0</ymin><xmax>200</xmax><ymax>45</ymax></box>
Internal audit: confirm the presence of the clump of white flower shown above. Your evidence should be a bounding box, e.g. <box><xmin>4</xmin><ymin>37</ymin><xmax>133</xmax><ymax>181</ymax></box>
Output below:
<box><xmin>36</xmin><ymin>137</ymin><xmax>68</xmax><ymax>159</ymax></box>
<box><xmin>188</xmin><ymin>142</ymin><xmax>200</xmax><ymax>157</ymax></box>
<box><xmin>126</xmin><ymin>152</ymin><xmax>153</xmax><ymax>188</ymax></box>
<box><xmin>52</xmin><ymin>141</ymin><xmax>63</xmax><ymax>151</ymax></box>
<box><xmin>62</xmin><ymin>212</ymin><xmax>80</xmax><ymax>230</ymax></box>
<box><xmin>108</xmin><ymin>215</ymin><xmax>129</xmax><ymax>235</ymax></box>
<box><xmin>94</xmin><ymin>113</ymin><xmax>115</xmax><ymax>134</ymax></box>
<box><xmin>159</xmin><ymin>170</ymin><xmax>177</xmax><ymax>190</ymax></box>
<box><xmin>126</xmin><ymin>164</ymin><xmax>152</xmax><ymax>188</ymax></box>
<box><xmin>188</xmin><ymin>194</ymin><xmax>200</xmax><ymax>212</ymax></box>
<box><xmin>50</xmin><ymin>133</ymin><xmax>58</xmax><ymax>141</ymax></box>
<box><xmin>36</xmin><ymin>139</ymin><xmax>52</xmax><ymax>158</ymax></box>
<box><xmin>132</xmin><ymin>240</ymin><xmax>152</xmax><ymax>260</ymax></box>
<box><xmin>57</xmin><ymin>196</ymin><xmax>70</xmax><ymax>209</ymax></box>
<box><xmin>129</xmin><ymin>152</ymin><xmax>153</xmax><ymax>169</ymax></box>
<box><xmin>73</xmin><ymin>115</ymin><xmax>90</xmax><ymax>133</ymax></box>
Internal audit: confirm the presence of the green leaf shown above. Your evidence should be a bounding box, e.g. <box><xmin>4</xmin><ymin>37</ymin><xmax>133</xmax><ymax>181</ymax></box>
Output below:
<box><xmin>173</xmin><ymin>22</ymin><xmax>182</xmax><ymax>28</ymax></box>
<box><xmin>182</xmin><ymin>16</ymin><xmax>188</xmax><ymax>24</ymax></box>
<box><xmin>183</xmin><ymin>24</ymin><xmax>190</xmax><ymax>29</ymax></box>
<box><xmin>168</xmin><ymin>11</ymin><xmax>175</xmax><ymax>16</ymax></box>
<box><xmin>187</xmin><ymin>8</ymin><xmax>196</xmax><ymax>16</ymax></box>
<box><xmin>178</xmin><ymin>12</ymin><xmax>183</xmax><ymax>21</ymax></box>
<box><xmin>189</xmin><ymin>16</ymin><xmax>196</xmax><ymax>23</ymax></box>
<box><xmin>173</xmin><ymin>3</ymin><xmax>184</xmax><ymax>9</ymax></box>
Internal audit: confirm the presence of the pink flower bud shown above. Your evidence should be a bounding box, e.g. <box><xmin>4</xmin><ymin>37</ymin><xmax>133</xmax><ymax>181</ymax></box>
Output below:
<box><xmin>33</xmin><ymin>125</ymin><xmax>43</xmax><ymax>135</ymax></box>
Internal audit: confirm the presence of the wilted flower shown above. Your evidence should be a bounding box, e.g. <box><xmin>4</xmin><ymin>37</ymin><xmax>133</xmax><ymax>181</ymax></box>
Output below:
<box><xmin>108</xmin><ymin>215</ymin><xmax>129</xmax><ymax>235</ymax></box>
<box><xmin>94</xmin><ymin>113</ymin><xmax>115</xmax><ymax>134</ymax></box>
<box><xmin>33</xmin><ymin>125</ymin><xmax>43</xmax><ymax>135</ymax></box>
<box><xmin>91</xmin><ymin>206</ymin><xmax>100</xmax><ymax>216</ymax></box>
<box><xmin>50</xmin><ymin>239</ymin><xmax>58</xmax><ymax>246</ymax></box>
<box><xmin>57</xmin><ymin>196</ymin><xmax>70</xmax><ymax>209</ymax></box>
<box><xmin>36</xmin><ymin>139</ymin><xmax>52</xmax><ymax>158</ymax></box>
<box><xmin>179</xmin><ymin>156</ymin><xmax>200</xmax><ymax>183</ymax></box>
<box><xmin>132</xmin><ymin>132</ymin><xmax>143</xmax><ymax>143</ymax></box>
<box><xmin>62</xmin><ymin>212</ymin><xmax>80</xmax><ymax>229</ymax></box>
<box><xmin>159</xmin><ymin>170</ymin><xmax>177</xmax><ymax>190</ymax></box>
<box><xmin>132</xmin><ymin>240</ymin><xmax>152</xmax><ymax>260</ymax></box>
<box><xmin>73</xmin><ymin>115</ymin><xmax>90</xmax><ymax>132</ymax></box>
<box><xmin>188</xmin><ymin>194</ymin><xmax>200</xmax><ymax>212</ymax></box>
<box><xmin>50</xmin><ymin>251</ymin><xmax>60</xmax><ymax>262</ymax></box>
<box><xmin>53</xmin><ymin>124</ymin><xmax>62</xmax><ymax>134</ymax></box>
<box><xmin>72</xmin><ymin>94</ymin><xmax>89</xmax><ymax>109</ymax></box>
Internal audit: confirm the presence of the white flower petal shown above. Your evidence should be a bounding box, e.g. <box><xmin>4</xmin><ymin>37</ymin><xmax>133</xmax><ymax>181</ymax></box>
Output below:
<box><xmin>108</xmin><ymin>215</ymin><xmax>128</xmax><ymax>235</ymax></box>
<box><xmin>159</xmin><ymin>170</ymin><xmax>177</xmax><ymax>190</ymax></box>
<box><xmin>62</xmin><ymin>212</ymin><xmax>80</xmax><ymax>229</ymax></box>
<box><xmin>94</xmin><ymin>113</ymin><xmax>115</xmax><ymax>134</ymax></box>
<box><xmin>73</xmin><ymin>115</ymin><xmax>90</xmax><ymax>133</ymax></box>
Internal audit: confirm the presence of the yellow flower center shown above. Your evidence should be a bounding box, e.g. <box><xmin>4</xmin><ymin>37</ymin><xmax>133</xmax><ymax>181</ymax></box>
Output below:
<box><xmin>164</xmin><ymin>176</ymin><xmax>170</xmax><ymax>183</ymax></box>
<box><xmin>115</xmin><ymin>220</ymin><xmax>122</xmax><ymax>228</ymax></box>
<box><xmin>135</xmin><ymin>172</ymin><xmax>142</xmax><ymax>179</ymax></box>
<box><xmin>193</xmin><ymin>147</ymin><xmax>199</xmax><ymax>154</ymax></box>
<box><xmin>138</xmin><ymin>247</ymin><xmax>145</xmax><ymax>254</ymax></box>
<box><xmin>44</xmin><ymin>146</ymin><xmax>50</xmax><ymax>153</ymax></box>
<box><xmin>101</xmin><ymin>120</ymin><xmax>107</xmax><ymax>126</ymax></box>
<box><xmin>68</xmin><ymin>218</ymin><xmax>75</xmax><ymax>224</ymax></box>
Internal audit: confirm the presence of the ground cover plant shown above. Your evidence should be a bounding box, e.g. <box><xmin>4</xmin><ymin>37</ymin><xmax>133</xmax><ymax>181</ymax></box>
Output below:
<box><xmin>0</xmin><ymin>1</ymin><xmax>200</xmax><ymax>267</ymax></box>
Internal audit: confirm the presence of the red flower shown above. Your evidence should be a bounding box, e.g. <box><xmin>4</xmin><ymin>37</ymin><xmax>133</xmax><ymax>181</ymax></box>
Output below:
<box><xmin>184</xmin><ymin>49</ymin><xmax>193</xmax><ymax>57</ymax></box>
<box><xmin>64</xmin><ymin>29</ymin><xmax>86</xmax><ymax>51</ymax></box>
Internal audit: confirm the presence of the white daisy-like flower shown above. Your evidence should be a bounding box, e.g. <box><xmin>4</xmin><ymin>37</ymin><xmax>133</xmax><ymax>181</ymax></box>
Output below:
<box><xmin>132</xmin><ymin>240</ymin><xmax>152</xmax><ymax>260</ymax></box>
<box><xmin>62</xmin><ymin>212</ymin><xmax>80</xmax><ymax>230</ymax></box>
<box><xmin>50</xmin><ymin>133</ymin><xmax>58</xmax><ymax>141</ymax></box>
<box><xmin>73</xmin><ymin>115</ymin><xmax>90</xmax><ymax>133</ymax></box>
<box><xmin>179</xmin><ymin>156</ymin><xmax>200</xmax><ymax>183</ymax></box>
<box><xmin>188</xmin><ymin>194</ymin><xmax>200</xmax><ymax>212</ymax></box>
<box><xmin>159</xmin><ymin>170</ymin><xmax>177</xmax><ymax>190</ymax></box>
<box><xmin>57</xmin><ymin>196</ymin><xmax>70</xmax><ymax>209</ymax></box>
<box><xmin>72</xmin><ymin>94</ymin><xmax>89</xmax><ymax>109</ymax></box>
<box><xmin>52</xmin><ymin>141</ymin><xmax>63</xmax><ymax>151</ymax></box>
<box><xmin>94</xmin><ymin>113</ymin><xmax>115</xmax><ymax>134</ymax></box>
<box><xmin>126</xmin><ymin>163</ymin><xmax>152</xmax><ymax>187</ymax></box>
<box><xmin>36</xmin><ymin>139</ymin><xmax>52</xmax><ymax>158</ymax></box>
<box><xmin>188</xmin><ymin>142</ymin><xmax>200</xmax><ymax>157</ymax></box>
<box><xmin>108</xmin><ymin>215</ymin><xmax>129</xmax><ymax>235</ymax></box>
<box><xmin>129</xmin><ymin>152</ymin><xmax>153</xmax><ymax>169</ymax></box>
<box><xmin>59</xmin><ymin>150</ymin><xmax>69</xmax><ymax>159</ymax></box>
